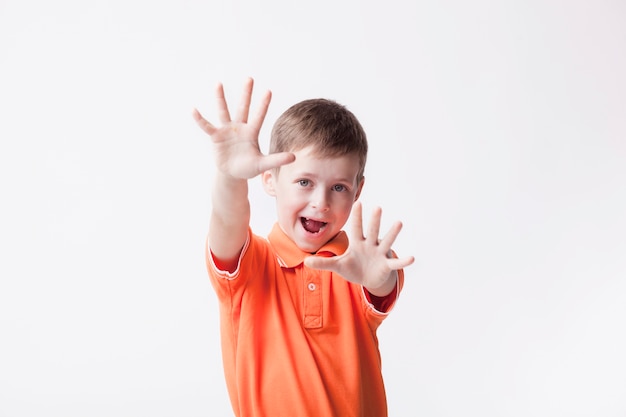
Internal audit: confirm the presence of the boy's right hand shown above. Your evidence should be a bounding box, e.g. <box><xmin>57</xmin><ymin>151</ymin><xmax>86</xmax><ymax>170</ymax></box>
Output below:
<box><xmin>193</xmin><ymin>77</ymin><xmax>295</xmax><ymax>179</ymax></box>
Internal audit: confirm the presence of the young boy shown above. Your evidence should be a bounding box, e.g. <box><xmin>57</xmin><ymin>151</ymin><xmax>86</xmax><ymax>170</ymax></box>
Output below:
<box><xmin>193</xmin><ymin>78</ymin><xmax>414</xmax><ymax>417</ymax></box>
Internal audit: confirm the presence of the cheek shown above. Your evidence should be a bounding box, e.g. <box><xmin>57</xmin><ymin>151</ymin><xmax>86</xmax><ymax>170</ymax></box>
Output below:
<box><xmin>332</xmin><ymin>195</ymin><xmax>356</xmax><ymax>215</ymax></box>
<box><xmin>277</xmin><ymin>193</ymin><xmax>307</xmax><ymax>213</ymax></box>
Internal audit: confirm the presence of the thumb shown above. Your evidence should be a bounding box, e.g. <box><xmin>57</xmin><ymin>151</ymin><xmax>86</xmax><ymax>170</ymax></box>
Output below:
<box><xmin>303</xmin><ymin>255</ymin><xmax>337</xmax><ymax>272</ymax></box>
<box><xmin>258</xmin><ymin>152</ymin><xmax>296</xmax><ymax>172</ymax></box>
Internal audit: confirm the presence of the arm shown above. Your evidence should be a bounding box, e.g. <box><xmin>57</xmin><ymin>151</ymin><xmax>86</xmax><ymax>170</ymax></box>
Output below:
<box><xmin>304</xmin><ymin>202</ymin><xmax>414</xmax><ymax>297</ymax></box>
<box><xmin>193</xmin><ymin>78</ymin><xmax>295</xmax><ymax>271</ymax></box>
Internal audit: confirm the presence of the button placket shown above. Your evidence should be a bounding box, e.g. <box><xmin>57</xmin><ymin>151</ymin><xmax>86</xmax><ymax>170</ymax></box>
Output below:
<box><xmin>303</xmin><ymin>272</ymin><xmax>322</xmax><ymax>329</ymax></box>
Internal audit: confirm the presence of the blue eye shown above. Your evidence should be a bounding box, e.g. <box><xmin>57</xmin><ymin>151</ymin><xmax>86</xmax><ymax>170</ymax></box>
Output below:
<box><xmin>298</xmin><ymin>179</ymin><xmax>310</xmax><ymax>187</ymax></box>
<box><xmin>332</xmin><ymin>184</ymin><xmax>346</xmax><ymax>192</ymax></box>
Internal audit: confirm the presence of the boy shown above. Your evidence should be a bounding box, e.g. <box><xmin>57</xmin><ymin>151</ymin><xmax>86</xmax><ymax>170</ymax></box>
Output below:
<box><xmin>193</xmin><ymin>78</ymin><xmax>414</xmax><ymax>417</ymax></box>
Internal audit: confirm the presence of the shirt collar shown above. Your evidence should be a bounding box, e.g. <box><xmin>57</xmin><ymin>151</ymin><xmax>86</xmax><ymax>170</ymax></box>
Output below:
<box><xmin>268</xmin><ymin>223</ymin><xmax>348</xmax><ymax>268</ymax></box>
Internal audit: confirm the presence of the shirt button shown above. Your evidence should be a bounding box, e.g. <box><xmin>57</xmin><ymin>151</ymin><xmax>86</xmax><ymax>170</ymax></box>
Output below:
<box><xmin>307</xmin><ymin>283</ymin><xmax>316</xmax><ymax>291</ymax></box>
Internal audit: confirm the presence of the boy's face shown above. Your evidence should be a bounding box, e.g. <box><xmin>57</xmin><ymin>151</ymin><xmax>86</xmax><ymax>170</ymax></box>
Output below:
<box><xmin>262</xmin><ymin>146</ymin><xmax>364</xmax><ymax>253</ymax></box>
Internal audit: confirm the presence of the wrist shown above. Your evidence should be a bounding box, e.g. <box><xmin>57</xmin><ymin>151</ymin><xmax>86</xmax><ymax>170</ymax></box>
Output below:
<box><xmin>365</xmin><ymin>271</ymin><xmax>398</xmax><ymax>298</ymax></box>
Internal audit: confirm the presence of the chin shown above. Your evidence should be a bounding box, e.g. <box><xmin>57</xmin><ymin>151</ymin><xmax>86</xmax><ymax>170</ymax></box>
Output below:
<box><xmin>292</xmin><ymin>233</ymin><xmax>323</xmax><ymax>253</ymax></box>
<box><xmin>295</xmin><ymin>240</ymin><xmax>322</xmax><ymax>254</ymax></box>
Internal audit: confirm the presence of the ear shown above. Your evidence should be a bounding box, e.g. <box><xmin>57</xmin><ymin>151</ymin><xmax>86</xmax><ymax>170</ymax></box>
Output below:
<box><xmin>262</xmin><ymin>170</ymin><xmax>277</xmax><ymax>196</ymax></box>
<box><xmin>354</xmin><ymin>176</ymin><xmax>365</xmax><ymax>201</ymax></box>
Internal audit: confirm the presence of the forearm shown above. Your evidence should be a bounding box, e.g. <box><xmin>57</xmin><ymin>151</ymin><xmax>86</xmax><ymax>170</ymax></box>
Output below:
<box><xmin>209</xmin><ymin>172</ymin><xmax>251</xmax><ymax>263</ymax></box>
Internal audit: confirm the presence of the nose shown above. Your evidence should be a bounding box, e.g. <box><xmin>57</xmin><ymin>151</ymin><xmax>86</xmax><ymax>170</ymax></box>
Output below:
<box><xmin>311</xmin><ymin>189</ymin><xmax>330</xmax><ymax>212</ymax></box>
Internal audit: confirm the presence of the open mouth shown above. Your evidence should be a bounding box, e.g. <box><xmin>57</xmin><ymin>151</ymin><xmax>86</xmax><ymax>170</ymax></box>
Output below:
<box><xmin>301</xmin><ymin>217</ymin><xmax>327</xmax><ymax>234</ymax></box>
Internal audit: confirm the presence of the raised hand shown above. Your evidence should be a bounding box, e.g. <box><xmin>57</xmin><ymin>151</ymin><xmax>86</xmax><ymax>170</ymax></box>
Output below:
<box><xmin>304</xmin><ymin>202</ymin><xmax>415</xmax><ymax>296</ymax></box>
<box><xmin>193</xmin><ymin>77</ymin><xmax>295</xmax><ymax>179</ymax></box>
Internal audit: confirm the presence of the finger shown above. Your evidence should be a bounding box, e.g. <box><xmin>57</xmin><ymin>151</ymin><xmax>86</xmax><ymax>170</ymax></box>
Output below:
<box><xmin>379</xmin><ymin>221</ymin><xmax>403</xmax><ymax>250</ymax></box>
<box><xmin>192</xmin><ymin>108</ymin><xmax>217</xmax><ymax>135</ymax></box>
<box><xmin>366</xmin><ymin>206</ymin><xmax>382</xmax><ymax>244</ymax></box>
<box><xmin>215</xmin><ymin>82</ymin><xmax>232</xmax><ymax>124</ymax></box>
<box><xmin>257</xmin><ymin>152</ymin><xmax>296</xmax><ymax>172</ymax></box>
<box><xmin>234</xmin><ymin>77</ymin><xmax>254</xmax><ymax>123</ymax></box>
<box><xmin>387</xmin><ymin>255</ymin><xmax>415</xmax><ymax>271</ymax></box>
<box><xmin>248</xmin><ymin>89</ymin><xmax>272</xmax><ymax>131</ymax></box>
<box><xmin>304</xmin><ymin>255</ymin><xmax>338</xmax><ymax>272</ymax></box>
<box><xmin>350</xmin><ymin>202</ymin><xmax>364</xmax><ymax>240</ymax></box>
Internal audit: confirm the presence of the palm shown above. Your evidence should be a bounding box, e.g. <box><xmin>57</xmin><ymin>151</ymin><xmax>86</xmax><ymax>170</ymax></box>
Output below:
<box><xmin>208</xmin><ymin>122</ymin><xmax>270</xmax><ymax>179</ymax></box>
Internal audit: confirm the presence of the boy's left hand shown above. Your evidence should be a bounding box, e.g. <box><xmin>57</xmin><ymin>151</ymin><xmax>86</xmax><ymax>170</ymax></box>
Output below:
<box><xmin>304</xmin><ymin>202</ymin><xmax>415</xmax><ymax>297</ymax></box>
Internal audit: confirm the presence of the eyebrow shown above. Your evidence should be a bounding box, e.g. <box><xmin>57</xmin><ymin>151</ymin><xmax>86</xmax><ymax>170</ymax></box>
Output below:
<box><xmin>297</xmin><ymin>172</ymin><xmax>355</xmax><ymax>184</ymax></box>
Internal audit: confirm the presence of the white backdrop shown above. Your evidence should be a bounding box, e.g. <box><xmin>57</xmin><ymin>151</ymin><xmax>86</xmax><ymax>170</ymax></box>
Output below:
<box><xmin>1</xmin><ymin>0</ymin><xmax>625</xmax><ymax>416</ymax></box>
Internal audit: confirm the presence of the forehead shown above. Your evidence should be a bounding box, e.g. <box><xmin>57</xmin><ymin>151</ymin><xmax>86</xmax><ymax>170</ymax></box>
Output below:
<box><xmin>281</xmin><ymin>146</ymin><xmax>361</xmax><ymax>181</ymax></box>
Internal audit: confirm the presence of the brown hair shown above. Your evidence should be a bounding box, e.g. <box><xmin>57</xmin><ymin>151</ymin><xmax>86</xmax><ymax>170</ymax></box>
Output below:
<box><xmin>270</xmin><ymin>98</ymin><xmax>368</xmax><ymax>181</ymax></box>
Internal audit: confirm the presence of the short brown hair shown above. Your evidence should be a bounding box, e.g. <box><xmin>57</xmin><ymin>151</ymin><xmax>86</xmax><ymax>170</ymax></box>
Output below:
<box><xmin>270</xmin><ymin>99</ymin><xmax>368</xmax><ymax>181</ymax></box>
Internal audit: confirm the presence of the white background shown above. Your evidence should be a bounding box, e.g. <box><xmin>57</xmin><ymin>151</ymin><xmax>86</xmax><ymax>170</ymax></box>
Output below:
<box><xmin>1</xmin><ymin>0</ymin><xmax>625</xmax><ymax>416</ymax></box>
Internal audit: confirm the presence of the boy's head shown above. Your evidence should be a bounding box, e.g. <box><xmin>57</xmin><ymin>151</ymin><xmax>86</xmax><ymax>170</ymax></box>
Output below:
<box><xmin>270</xmin><ymin>98</ymin><xmax>368</xmax><ymax>182</ymax></box>
<box><xmin>263</xmin><ymin>99</ymin><xmax>369</xmax><ymax>252</ymax></box>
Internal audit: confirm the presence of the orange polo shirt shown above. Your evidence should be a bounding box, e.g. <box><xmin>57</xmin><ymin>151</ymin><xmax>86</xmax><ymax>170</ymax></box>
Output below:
<box><xmin>206</xmin><ymin>224</ymin><xmax>404</xmax><ymax>417</ymax></box>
